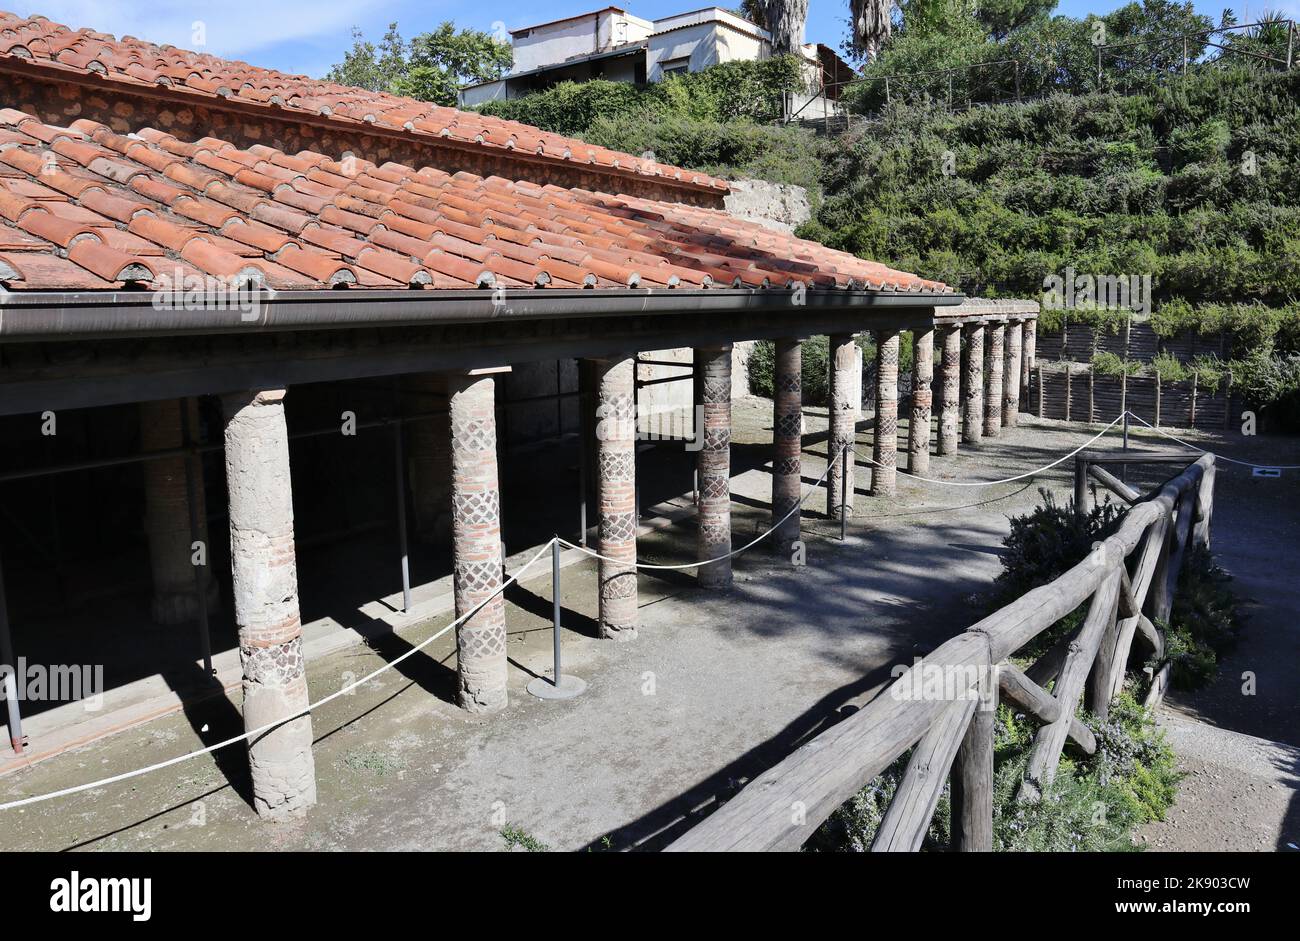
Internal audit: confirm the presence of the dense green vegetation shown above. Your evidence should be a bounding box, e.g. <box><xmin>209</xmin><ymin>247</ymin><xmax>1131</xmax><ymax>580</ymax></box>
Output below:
<box><xmin>474</xmin><ymin>57</ymin><xmax>828</xmax><ymax>194</ymax></box>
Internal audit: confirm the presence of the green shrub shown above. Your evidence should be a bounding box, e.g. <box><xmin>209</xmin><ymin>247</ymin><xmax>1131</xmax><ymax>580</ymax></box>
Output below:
<box><xmin>810</xmin><ymin>692</ymin><xmax>1179</xmax><ymax>852</ymax></box>
<box><xmin>1155</xmin><ymin>545</ymin><xmax>1242</xmax><ymax>689</ymax></box>
<box><xmin>1228</xmin><ymin>351</ymin><xmax>1300</xmax><ymax>431</ymax></box>
<box><xmin>1149</xmin><ymin>350</ymin><xmax>1189</xmax><ymax>383</ymax></box>
<box><xmin>1091</xmin><ymin>351</ymin><xmax>1143</xmax><ymax>377</ymax></box>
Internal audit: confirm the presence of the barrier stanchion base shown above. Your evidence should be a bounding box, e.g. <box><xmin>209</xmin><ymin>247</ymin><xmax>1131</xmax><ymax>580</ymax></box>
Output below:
<box><xmin>527</xmin><ymin>675</ymin><xmax>587</xmax><ymax>700</ymax></box>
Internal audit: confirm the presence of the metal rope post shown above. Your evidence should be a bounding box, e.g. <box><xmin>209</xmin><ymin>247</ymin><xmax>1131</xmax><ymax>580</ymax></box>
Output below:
<box><xmin>1121</xmin><ymin>410</ymin><xmax>1130</xmax><ymax>484</ymax></box>
<box><xmin>0</xmin><ymin>553</ymin><xmax>23</xmax><ymax>755</ymax></box>
<box><xmin>393</xmin><ymin>417</ymin><xmax>412</xmax><ymax>615</ymax></box>
<box><xmin>179</xmin><ymin>399</ymin><xmax>214</xmax><ymax>678</ymax></box>
<box><xmin>527</xmin><ymin>539</ymin><xmax>586</xmax><ymax>700</ymax></box>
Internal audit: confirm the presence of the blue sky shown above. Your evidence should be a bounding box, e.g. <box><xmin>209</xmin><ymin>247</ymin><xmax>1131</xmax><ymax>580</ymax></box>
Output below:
<box><xmin>20</xmin><ymin>1</ymin><xmax>1295</xmax><ymax>80</ymax></box>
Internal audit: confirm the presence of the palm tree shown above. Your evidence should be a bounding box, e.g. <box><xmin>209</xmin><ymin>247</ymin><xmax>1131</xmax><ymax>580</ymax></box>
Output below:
<box><xmin>850</xmin><ymin>0</ymin><xmax>896</xmax><ymax>59</ymax></box>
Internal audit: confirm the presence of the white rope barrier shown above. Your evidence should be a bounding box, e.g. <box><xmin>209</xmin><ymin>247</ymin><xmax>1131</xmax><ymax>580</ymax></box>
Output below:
<box><xmin>559</xmin><ymin>440</ymin><xmax>849</xmax><ymax>570</ymax></box>
<box><xmin>0</xmin><ymin>538</ymin><xmax>560</xmax><ymax>812</ymax></box>
<box><xmin>1122</xmin><ymin>411</ymin><xmax>1300</xmax><ymax>470</ymax></box>
<box><xmin>10</xmin><ymin>404</ymin><xmax>1286</xmax><ymax>813</ymax></box>
<box><xmin>851</xmin><ymin>413</ymin><xmax>1127</xmax><ymax>487</ymax></box>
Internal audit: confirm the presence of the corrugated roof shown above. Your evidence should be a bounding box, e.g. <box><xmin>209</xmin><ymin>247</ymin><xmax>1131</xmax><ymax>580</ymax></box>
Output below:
<box><xmin>0</xmin><ymin>11</ymin><xmax>727</xmax><ymax>194</ymax></box>
<box><xmin>0</xmin><ymin>112</ymin><xmax>951</xmax><ymax>294</ymax></box>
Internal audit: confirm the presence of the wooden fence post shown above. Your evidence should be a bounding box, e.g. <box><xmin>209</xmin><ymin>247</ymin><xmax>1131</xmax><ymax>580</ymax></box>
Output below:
<box><xmin>1189</xmin><ymin>371</ymin><xmax>1198</xmax><ymax>428</ymax></box>
<box><xmin>1065</xmin><ymin>367</ymin><xmax>1072</xmax><ymax>422</ymax></box>
<box><xmin>873</xmin><ymin>695</ymin><xmax>978</xmax><ymax>851</ymax></box>
<box><xmin>951</xmin><ymin>678</ymin><xmax>997</xmax><ymax>852</ymax></box>
<box><xmin>1021</xmin><ymin>568</ymin><xmax>1121</xmax><ymax>799</ymax></box>
<box><xmin>1037</xmin><ymin>365</ymin><xmax>1045</xmax><ymax>416</ymax></box>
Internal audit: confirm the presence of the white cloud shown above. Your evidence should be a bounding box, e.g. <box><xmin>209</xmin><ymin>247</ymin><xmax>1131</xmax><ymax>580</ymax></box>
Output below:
<box><xmin>15</xmin><ymin>0</ymin><xmax>389</xmax><ymax>65</ymax></box>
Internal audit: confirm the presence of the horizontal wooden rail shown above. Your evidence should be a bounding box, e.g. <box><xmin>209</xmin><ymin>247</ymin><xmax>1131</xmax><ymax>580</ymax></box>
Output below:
<box><xmin>667</xmin><ymin>453</ymin><xmax>1215</xmax><ymax>852</ymax></box>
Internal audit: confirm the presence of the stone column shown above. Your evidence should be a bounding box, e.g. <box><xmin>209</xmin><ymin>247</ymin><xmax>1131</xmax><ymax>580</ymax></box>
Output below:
<box><xmin>220</xmin><ymin>389</ymin><xmax>316</xmax><ymax>819</ymax></box>
<box><xmin>984</xmin><ymin>322</ymin><xmax>1005</xmax><ymax>437</ymax></box>
<box><xmin>937</xmin><ymin>325</ymin><xmax>962</xmax><ymax>455</ymax></box>
<box><xmin>141</xmin><ymin>397</ymin><xmax>215</xmax><ymax>624</ymax></box>
<box><xmin>696</xmin><ymin>345</ymin><xmax>732</xmax><ymax>589</ymax></box>
<box><xmin>404</xmin><ymin>373</ymin><xmax>452</xmax><ymax>545</ymax></box>
<box><xmin>1004</xmin><ymin>320</ymin><xmax>1023</xmax><ymax>428</ymax></box>
<box><xmin>448</xmin><ymin>371</ymin><xmax>508</xmax><ymax>713</ymax></box>
<box><xmin>771</xmin><ymin>338</ymin><xmax>803</xmax><ymax>554</ymax></box>
<box><xmin>1022</xmin><ymin>318</ymin><xmax>1037</xmax><ymax>406</ymax></box>
<box><xmin>963</xmin><ymin>323</ymin><xmax>985</xmax><ymax>444</ymax></box>
<box><xmin>594</xmin><ymin>356</ymin><xmax>638</xmax><ymax>639</ymax></box>
<box><xmin>873</xmin><ymin>330</ymin><xmax>900</xmax><ymax>496</ymax></box>
<box><xmin>909</xmin><ymin>328</ymin><xmax>934</xmax><ymax>475</ymax></box>
<box><xmin>827</xmin><ymin>334</ymin><xmax>857</xmax><ymax>519</ymax></box>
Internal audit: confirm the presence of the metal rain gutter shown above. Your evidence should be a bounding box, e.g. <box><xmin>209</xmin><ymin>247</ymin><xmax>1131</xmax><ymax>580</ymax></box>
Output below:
<box><xmin>0</xmin><ymin>287</ymin><xmax>965</xmax><ymax>342</ymax></box>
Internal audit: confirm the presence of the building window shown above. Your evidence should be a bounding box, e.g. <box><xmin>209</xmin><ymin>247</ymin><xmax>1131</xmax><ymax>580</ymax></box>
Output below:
<box><xmin>660</xmin><ymin>57</ymin><xmax>689</xmax><ymax>78</ymax></box>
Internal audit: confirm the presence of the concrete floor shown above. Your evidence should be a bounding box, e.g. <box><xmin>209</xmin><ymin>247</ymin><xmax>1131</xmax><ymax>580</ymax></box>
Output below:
<box><xmin>0</xmin><ymin>402</ymin><xmax>1293</xmax><ymax>851</ymax></box>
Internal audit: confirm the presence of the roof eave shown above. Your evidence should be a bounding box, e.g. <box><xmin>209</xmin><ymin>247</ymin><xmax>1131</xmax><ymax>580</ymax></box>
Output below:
<box><xmin>0</xmin><ymin>287</ymin><xmax>965</xmax><ymax>342</ymax></box>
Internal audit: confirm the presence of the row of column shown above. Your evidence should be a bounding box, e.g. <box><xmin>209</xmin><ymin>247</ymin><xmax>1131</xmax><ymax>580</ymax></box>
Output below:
<box><xmin>771</xmin><ymin>317</ymin><xmax>1036</xmax><ymax>539</ymax></box>
<box><xmin>137</xmin><ymin>318</ymin><xmax>1036</xmax><ymax>821</ymax></box>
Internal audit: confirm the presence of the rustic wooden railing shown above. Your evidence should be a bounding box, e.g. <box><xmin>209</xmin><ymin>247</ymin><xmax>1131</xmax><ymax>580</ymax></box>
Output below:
<box><xmin>666</xmin><ymin>451</ymin><xmax>1216</xmax><ymax>852</ymax></box>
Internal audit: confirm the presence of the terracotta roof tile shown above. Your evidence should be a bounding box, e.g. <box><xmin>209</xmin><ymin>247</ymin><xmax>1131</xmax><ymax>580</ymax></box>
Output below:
<box><xmin>0</xmin><ymin>113</ymin><xmax>951</xmax><ymax>297</ymax></box>
<box><xmin>0</xmin><ymin>11</ymin><xmax>728</xmax><ymax>197</ymax></box>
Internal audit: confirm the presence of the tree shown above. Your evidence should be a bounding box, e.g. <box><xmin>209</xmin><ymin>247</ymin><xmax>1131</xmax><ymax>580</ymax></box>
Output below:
<box><xmin>974</xmin><ymin>0</ymin><xmax>1059</xmax><ymax>40</ymax></box>
<box><xmin>769</xmin><ymin>0</ymin><xmax>812</xmax><ymax>53</ymax></box>
<box><xmin>850</xmin><ymin>0</ymin><xmax>899</xmax><ymax>59</ymax></box>
<box><xmin>326</xmin><ymin>22</ymin><xmax>512</xmax><ymax>106</ymax></box>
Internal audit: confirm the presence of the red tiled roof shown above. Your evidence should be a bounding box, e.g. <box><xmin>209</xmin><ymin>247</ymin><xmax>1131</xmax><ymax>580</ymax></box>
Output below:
<box><xmin>0</xmin><ymin>113</ymin><xmax>951</xmax><ymax>294</ymax></box>
<box><xmin>0</xmin><ymin>11</ymin><xmax>728</xmax><ymax>194</ymax></box>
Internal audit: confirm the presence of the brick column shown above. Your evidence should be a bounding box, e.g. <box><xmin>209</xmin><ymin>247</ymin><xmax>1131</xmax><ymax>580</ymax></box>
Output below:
<box><xmin>909</xmin><ymin>328</ymin><xmax>934</xmax><ymax>475</ymax></box>
<box><xmin>220</xmin><ymin>389</ymin><xmax>316</xmax><ymax>819</ymax></box>
<box><xmin>772</xmin><ymin>338</ymin><xmax>803</xmax><ymax>554</ymax></box>
<box><xmin>963</xmin><ymin>323</ymin><xmax>985</xmax><ymax>444</ymax></box>
<box><xmin>1022</xmin><ymin>318</ymin><xmax>1037</xmax><ymax>406</ymax></box>
<box><xmin>827</xmin><ymin>334</ymin><xmax>857</xmax><ymax>519</ymax></box>
<box><xmin>594</xmin><ymin>356</ymin><xmax>638</xmax><ymax>639</ymax></box>
<box><xmin>141</xmin><ymin>397</ymin><xmax>215</xmax><ymax>624</ymax></box>
<box><xmin>873</xmin><ymin>330</ymin><xmax>900</xmax><ymax>496</ymax></box>
<box><xmin>937</xmin><ymin>325</ymin><xmax>962</xmax><ymax>455</ymax></box>
<box><xmin>984</xmin><ymin>322</ymin><xmax>1005</xmax><ymax>437</ymax></box>
<box><xmin>1004</xmin><ymin>321</ymin><xmax>1023</xmax><ymax>427</ymax></box>
<box><xmin>696</xmin><ymin>345</ymin><xmax>732</xmax><ymax>589</ymax></box>
<box><xmin>448</xmin><ymin>372</ymin><xmax>508</xmax><ymax>713</ymax></box>
<box><xmin>404</xmin><ymin>373</ymin><xmax>452</xmax><ymax>545</ymax></box>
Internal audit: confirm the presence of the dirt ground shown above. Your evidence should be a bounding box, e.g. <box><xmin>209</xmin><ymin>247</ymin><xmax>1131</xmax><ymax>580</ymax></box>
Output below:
<box><xmin>1</xmin><ymin>401</ymin><xmax>1296</xmax><ymax>852</ymax></box>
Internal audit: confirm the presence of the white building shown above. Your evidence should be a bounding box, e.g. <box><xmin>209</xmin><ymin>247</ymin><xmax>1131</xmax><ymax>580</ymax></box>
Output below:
<box><xmin>459</xmin><ymin>5</ymin><xmax>850</xmax><ymax>120</ymax></box>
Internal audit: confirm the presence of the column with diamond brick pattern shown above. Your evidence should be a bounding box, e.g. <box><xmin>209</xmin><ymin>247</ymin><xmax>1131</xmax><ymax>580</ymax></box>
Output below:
<box><xmin>1004</xmin><ymin>320</ymin><xmax>1023</xmax><ymax>427</ymax></box>
<box><xmin>873</xmin><ymin>330</ymin><xmax>900</xmax><ymax>496</ymax></box>
<box><xmin>1022</xmin><ymin>318</ymin><xmax>1037</xmax><ymax>407</ymax></box>
<box><xmin>771</xmin><ymin>339</ymin><xmax>803</xmax><ymax>554</ymax></box>
<box><xmin>909</xmin><ymin>328</ymin><xmax>934</xmax><ymax>475</ymax></box>
<box><xmin>696</xmin><ymin>345</ymin><xmax>733</xmax><ymax>588</ymax></box>
<box><xmin>938</xmin><ymin>325</ymin><xmax>962</xmax><ymax>455</ymax></box>
<box><xmin>448</xmin><ymin>372</ymin><xmax>508</xmax><ymax>713</ymax></box>
<box><xmin>827</xmin><ymin>334</ymin><xmax>857</xmax><ymax>519</ymax></box>
<box><xmin>594</xmin><ymin>356</ymin><xmax>638</xmax><ymax>639</ymax></box>
<box><xmin>963</xmin><ymin>323</ymin><xmax>985</xmax><ymax>444</ymax></box>
<box><xmin>221</xmin><ymin>388</ymin><xmax>316</xmax><ymax>820</ymax></box>
<box><xmin>984</xmin><ymin>322</ymin><xmax>1005</xmax><ymax>436</ymax></box>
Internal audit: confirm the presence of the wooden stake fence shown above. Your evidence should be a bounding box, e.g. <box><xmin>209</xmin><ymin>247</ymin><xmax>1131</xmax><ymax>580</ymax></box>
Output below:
<box><xmin>666</xmin><ymin>451</ymin><xmax>1215</xmax><ymax>852</ymax></box>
